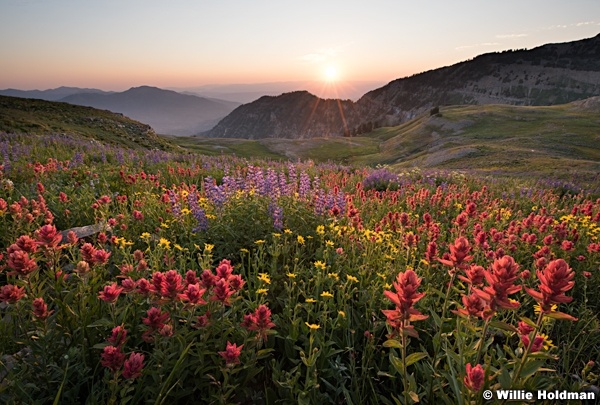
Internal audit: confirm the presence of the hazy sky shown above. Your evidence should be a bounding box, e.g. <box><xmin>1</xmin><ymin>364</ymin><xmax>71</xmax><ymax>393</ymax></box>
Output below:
<box><xmin>1</xmin><ymin>0</ymin><xmax>599</xmax><ymax>91</ymax></box>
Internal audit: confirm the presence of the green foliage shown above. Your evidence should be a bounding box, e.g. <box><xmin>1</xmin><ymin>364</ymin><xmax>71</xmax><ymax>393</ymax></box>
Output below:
<box><xmin>0</xmin><ymin>133</ymin><xmax>599</xmax><ymax>403</ymax></box>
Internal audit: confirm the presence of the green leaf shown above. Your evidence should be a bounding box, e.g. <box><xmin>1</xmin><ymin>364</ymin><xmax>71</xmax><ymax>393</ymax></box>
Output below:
<box><xmin>383</xmin><ymin>339</ymin><xmax>403</xmax><ymax>349</ymax></box>
<box><xmin>389</xmin><ymin>353</ymin><xmax>404</xmax><ymax>374</ymax></box>
<box><xmin>86</xmin><ymin>318</ymin><xmax>113</xmax><ymax>328</ymax></box>
<box><xmin>498</xmin><ymin>367</ymin><xmax>511</xmax><ymax>389</ymax></box>
<box><xmin>519</xmin><ymin>359</ymin><xmax>545</xmax><ymax>379</ymax></box>
<box><xmin>489</xmin><ymin>321</ymin><xmax>518</xmax><ymax>333</ymax></box>
<box><xmin>404</xmin><ymin>352</ymin><xmax>428</xmax><ymax>367</ymax></box>
<box><xmin>519</xmin><ymin>316</ymin><xmax>536</xmax><ymax>328</ymax></box>
<box><xmin>544</xmin><ymin>311</ymin><xmax>578</xmax><ymax>321</ymax></box>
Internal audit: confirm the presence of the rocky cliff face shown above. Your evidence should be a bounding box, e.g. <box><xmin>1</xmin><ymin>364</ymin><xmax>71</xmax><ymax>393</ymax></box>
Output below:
<box><xmin>206</xmin><ymin>34</ymin><xmax>600</xmax><ymax>139</ymax></box>
<box><xmin>205</xmin><ymin>91</ymin><xmax>359</xmax><ymax>139</ymax></box>
<box><xmin>356</xmin><ymin>33</ymin><xmax>600</xmax><ymax>127</ymax></box>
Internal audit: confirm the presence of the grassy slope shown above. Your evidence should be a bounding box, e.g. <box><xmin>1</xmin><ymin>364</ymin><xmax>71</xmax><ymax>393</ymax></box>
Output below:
<box><xmin>3</xmin><ymin>94</ymin><xmax>598</xmax><ymax>186</ymax></box>
<box><xmin>364</xmin><ymin>103</ymin><xmax>600</xmax><ymax>184</ymax></box>
<box><xmin>0</xmin><ymin>95</ymin><xmax>177</xmax><ymax>151</ymax></box>
<box><xmin>174</xmin><ymin>99</ymin><xmax>600</xmax><ymax>185</ymax></box>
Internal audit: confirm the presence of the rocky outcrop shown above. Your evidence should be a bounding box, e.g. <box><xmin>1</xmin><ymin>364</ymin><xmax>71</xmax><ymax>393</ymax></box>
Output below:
<box><xmin>356</xmin><ymin>33</ymin><xmax>600</xmax><ymax>127</ymax></box>
<box><xmin>205</xmin><ymin>91</ymin><xmax>359</xmax><ymax>139</ymax></box>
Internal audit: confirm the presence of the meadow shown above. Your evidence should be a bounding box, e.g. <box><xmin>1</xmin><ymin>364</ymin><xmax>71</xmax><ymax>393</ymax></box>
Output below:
<box><xmin>0</xmin><ymin>131</ymin><xmax>598</xmax><ymax>404</ymax></box>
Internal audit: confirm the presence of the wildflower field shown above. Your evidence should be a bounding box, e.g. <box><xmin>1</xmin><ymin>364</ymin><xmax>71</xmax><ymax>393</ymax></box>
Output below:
<box><xmin>0</xmin><ymin>132</ymin><xmax>599</xmax><ymax>404</ymax></box>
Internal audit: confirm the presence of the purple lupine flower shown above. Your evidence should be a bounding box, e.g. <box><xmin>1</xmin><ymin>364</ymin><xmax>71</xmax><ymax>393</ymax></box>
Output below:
<box><xmin>204</xmin><ymin>177</ymin><xmax>227</xmax><ymax>208</ymax></box>
<box><xmin>299</xmin><ymin>171</ymin><xmax>311</xmax><ymax>199</ymax></box>
<box><xmin>188</xmin><ymin>191</ymin><xmax>209</xmax><ymax>232</ymax></box>
<box><xmin>268</xmin><ymin>201</ymin><xmax>284</xmax><ymax>231</ymax></box>
<box><xmin>168</xmin><ymin>190</ymin><xmax>182</xmax><ymax>218</ymax></box>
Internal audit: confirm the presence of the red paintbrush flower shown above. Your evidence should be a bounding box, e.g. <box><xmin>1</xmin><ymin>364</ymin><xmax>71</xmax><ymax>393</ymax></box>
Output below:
<box><xmin>472</xmin><ymin>255</ymin><xmax>521</xmax><ymax>314</ymax></box>
<box><xmin>219</xmin><ymin>341</ymin><xmax>243</xmax><ymax>366</ymax></box>
<box><xmin>122</xmin><ymin>352</ymin><xmax>145</xmax><ymax>379</ymax></box>
<box><xmin>464</xmin><ymin>363</ymin><xmax>485</xmax><ymax>392</ymax></box>
<box><xmin>525</xmin><ymin>258</ymin><xmax>577</xmax><ymax>320</ymax></box>
<box><xmin>7</xmin><ymin>249</ymin><xmax>38</xmax><ymax>277</ymax></box>
<box><xmin>437</xmin><ymin>237</ymin><xmax>473</xmax><ymax>269</ymax></box>
<box><xmin>32</xmin><ymin>297</ymin><xmax>52</xmax><ymax>320</ymax></box>
<box><xmin>35</xmin><ymin>224</ymin><xmax>62</xmax><ymax>248</ymax></box>
<box><xmin>98</xmin><ymin>283</ymin><xmax>123</xmax><ymax>303</ymax></box>
<box><xmin>100</xmin><ymin>345</ymin><xmax>125</xmax><ymax>372</ymax></box>
<box><xmin>106</xmin><ymin>325</ymin><xmax>127</xmax><ymax>348</ymax></box>
<box><xmin>178</xmin><ymin>283</ymin><xmax>206</xmax><ymax>305</ymax></box>
<box><xmin>382</xmin><ymin>269</ymin><xmax>428</xmax><ymax>338</ymax></box>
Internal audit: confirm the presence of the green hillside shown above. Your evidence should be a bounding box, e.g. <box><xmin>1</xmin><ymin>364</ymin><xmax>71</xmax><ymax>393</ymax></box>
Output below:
<box><xmin>0</xmin><ymin>95</ymin><xmax>177</xmax><ymax>151</ymax></box>
<box><xmin>175</xmin><ymin>98</ymin><xmax>600</xmax><ymax>185</ymax></box>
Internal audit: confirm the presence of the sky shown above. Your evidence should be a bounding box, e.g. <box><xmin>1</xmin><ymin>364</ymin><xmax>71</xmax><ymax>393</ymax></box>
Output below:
<box><xmin>1</xmin><ymin>0</ymin><xmax>600</xmax><ymax>95</ymax></box>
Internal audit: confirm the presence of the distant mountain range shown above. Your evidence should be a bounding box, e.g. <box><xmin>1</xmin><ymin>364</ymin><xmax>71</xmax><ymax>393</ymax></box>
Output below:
<box><xmin>172</xmin><ymin>80</ymin><xmax>385</xmax><ymax>104</ymax></box>
<box><xmin>0</xmin><ymin>86</ymin><xmax>240</xmax><ymax>136</ymax></box>
<box><xmin>205</xmin><ymin>33</ymin><xmax>600</xmax><ymax>139</ymax></box>
<box><xmin>0</xmin><ymin>86</ymin><xmax>114</xmax><ymax>101</ymax></box>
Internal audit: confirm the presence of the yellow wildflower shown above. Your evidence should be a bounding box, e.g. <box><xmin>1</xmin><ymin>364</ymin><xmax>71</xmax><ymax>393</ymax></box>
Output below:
<box><xmin>255</xmin><ymin>240</ymin><xmax>266</xmax><ymax>245</ymax></box>
<box><xmin>305</xmin><ymin>322</ymin><xmax>320</xmax><ymax>330</ymax></box>
<box><xmin>181</xmin><ymin>190</ymin><xmax>189</xmax><ymax>198</ymax></box>
<box><xmin>320</xmin><ymin>291</ymin><xmax>334</xmax><ymax>298</ymax></box>
<box><xmin>160</xmin><ymin>222</ymin><xmax>170</xmax><ymax>229</ymax></box>
<box><xmin>258</xmin><ymin>273</ymin><xmax>271</xmax><ymax>284</ymax></box>
<box><xmin>534</xmin><ymin>303</ymin><xmax>558</xmax><ymax>314</ymax></box>
<box><xmin>272</xmin><ymin>233</ymin><xmax>281</xmax><ymax>238</ymax></box>
<box><xmin>204</xmin><ymin>243</ymin><xmax>214</xmax><ymax>252</ymax></box>
<box><xmin>287</xmin><ymin>273</ymin><xmax>296</xmax><ymax>278</ymax></box>
<box><xmin>539</xmin><ymin>333</ymin><xmax>555</xmax><ymax>350</ymax></box>
<box><xmin>158</xmin><ymin>238</ymin><xmax>171</xmax><ymax>250</ymax></box>
<box><xmin>284</xmin><ymin>229</ymin><xmax>292</xmax><ymax>234</ymax></box>
<box><xmin>174</xmin><ymin>244</ymin><xmax>183</xmax><ymax>251</ymax></box>
<box><xmin>297</xmin><ymin>235</ymin><xmax>305</xmax><ymax>245</ymax></box>
<box><xmin>140</xmin><ymin>232</ymin><xmax>151</xmax><ymax>241</ymax></box>
<box><xmin>325</xmin><ymin>240</ymin><xmax>334</xmax><ymax>247</ymax></box>
<box><xmin>305</xmin><ymin>298</ymin><xmax>316</xmax><ymax>303</ymax></box>
<box><xmin>240</xmin><ymin>248</ymin><xmax>250</xmax><ymax>253</ymax></box>
<box><xmin>316</xmin><ymin>225</ymin><xmax>325</xmax><ymax>235</ymax></box>
<box><xmin>180</xmin><ymin>208</ymin><xmax>191</xmax><ymax>215</ymax></box>
<box><xmin>256</xmin><ymin>288</ymin><xmax>268</xmax><ymax>295</ymax></box>
<box><xmin>327</xmin><ymin>272</ymin><xmax>339</xmax><ymax>281</ymax></box>
<box><xmin>338</xmin><ymin>311</ymin><xmax>346</xmax><ymax>318</ymax></box>
<box><xmin>314</xmin><ymin>261</ymin><xmax>326</xmax><ymax>270</ymax></box>
<box><xmin>346</xmin><ymin>275</ymin><xmax>359</xmax><ymax>283</ymax></box>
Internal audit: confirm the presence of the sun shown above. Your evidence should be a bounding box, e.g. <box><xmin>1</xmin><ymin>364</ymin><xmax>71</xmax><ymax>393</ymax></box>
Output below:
<box><xmin>324</xmin><ymin>66</ymin><xmax>338</xmax><ymax>82</ymax></box>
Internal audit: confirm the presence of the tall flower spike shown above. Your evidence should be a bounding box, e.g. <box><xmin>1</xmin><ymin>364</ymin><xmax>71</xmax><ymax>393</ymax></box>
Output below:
<box><xmin>437</xmin><ymin>236</ymin><xmax>473</xmax><ymax>269</ymax></box>
<box><xmin>464</xmin><ymin>363</ymin><xmax>485</xmax><ymax>392</ymax></box>
<box><xmin>219</xmin><ymin>341</ymin><xmax>243</xmax><ymax>366</ymax></box>
<box><xmin>472</xmin><ymin>255</ymin><xmax>521</xmax><ymax>316</ymax></box>
<box><xmin>525</xmin><ymin>258</ymin><xmax>577</xmax><ymax>321</ymax></box>
<box><xmin>382</xmin><ymin>269</ymin><xmax>428</xmax><ymax>338</ymax></box>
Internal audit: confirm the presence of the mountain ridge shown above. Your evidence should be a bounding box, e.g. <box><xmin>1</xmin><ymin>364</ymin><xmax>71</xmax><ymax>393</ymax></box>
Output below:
<box><xmin>205</xmin><ymin>33</ymin><xmax>600</xmax><ymax>139</ymax></box>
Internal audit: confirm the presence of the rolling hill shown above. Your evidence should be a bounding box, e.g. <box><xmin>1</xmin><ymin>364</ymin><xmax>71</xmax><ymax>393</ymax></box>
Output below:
<box><xmin>0</xmin><ymin>95</ymin><xmax>176</xmax><ymax>151</ymax></box>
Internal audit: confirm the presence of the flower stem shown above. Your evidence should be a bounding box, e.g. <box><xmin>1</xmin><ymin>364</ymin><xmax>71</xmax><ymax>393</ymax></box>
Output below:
<box><xmin>401</xmin><ymin>325</ymin><xmax>409</xmax><ymax>405</ymax></box>
<box><xmin>511</xmin><ymin>310</ymin><xmax>544</xmax><ymax>386</ymax></box>
<box><xmin>426</xmin><ymin>270</ymin><xmax>456</xmax><ymax>399</ymax></box>
<box><xmin>475</xmin><ymin>318</ymin><xmax>491</xmax><ymax>365</ymax></box>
